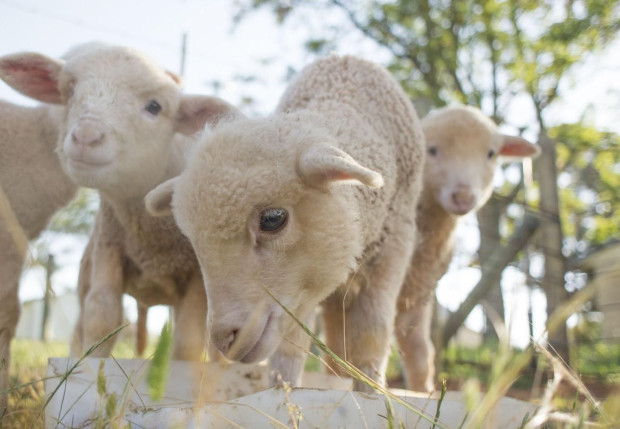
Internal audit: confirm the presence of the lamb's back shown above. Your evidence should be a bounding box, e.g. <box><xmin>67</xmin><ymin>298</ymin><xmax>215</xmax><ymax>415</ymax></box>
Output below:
<box><xmin>277</xmin><ymin>55</ymin><xmax>425</xmax><ymax>261</ymax></box>
<box><xmin>0</xmin><ymin>101</ymin><xmax>77</xmax><ymax>238</ymax></box>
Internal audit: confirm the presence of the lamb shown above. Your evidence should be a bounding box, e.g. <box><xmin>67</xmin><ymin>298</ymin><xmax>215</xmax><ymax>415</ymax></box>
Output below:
<box><xmin>395</xmin><ymin>104</ymin><xmax>540</xmax><ymax>392</ymax></box>
<box><xmin>0</xmin><ymin>44</ymin><xmax>236</xmax><ymax>362</ymax></box>
<box><xmin>145</xmin><ymin>55</ymin><xmax>425</xmax><ymax>391</ymax></box>
<box><xmin>0</xmin><ymin>97</ymin><xmax>77</xmax><ymax>414</ymax></box>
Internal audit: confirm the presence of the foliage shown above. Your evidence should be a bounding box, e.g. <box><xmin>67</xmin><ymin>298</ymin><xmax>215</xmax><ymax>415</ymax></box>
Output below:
<box><xmin>439</xmin><ymin>340</ymin><xmax>620</xmax><ymax>385</ymax></box>
<box><xmin>47</xmin><ymin>188</ymin><xmax>98</xmax><ymax>236</ymax></box>
<box><xmin>552</xmin><ymin>122</ymin><xmax>620</xmax><ymax>253</ymax></box>
<box><xmin>239</xmin><ymin>0</ymin><xmax>620</xmax><ymax>119</ymax></box>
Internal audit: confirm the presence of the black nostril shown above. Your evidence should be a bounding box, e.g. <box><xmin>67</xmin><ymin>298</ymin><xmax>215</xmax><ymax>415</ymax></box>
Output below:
<box><xmin>223</xmin><ymin>329</ymin><xmax>238</xmax><ymax>354</ymax></box>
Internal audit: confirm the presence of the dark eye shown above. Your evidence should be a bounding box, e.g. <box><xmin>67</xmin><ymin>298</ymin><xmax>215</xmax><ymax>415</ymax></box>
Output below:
<box><xmin>488</xmin><ymin>149</ymin><xmax>496</xmax><ymax>159</ymax></box>
<box><xmin>145</xmin><ymin>100</ymin><xmax>162</xmax><ymax>115</ymax></box>
<box><xmin>259</xmin><ymin>208</ymin><xmax>288</xmax><ymax>233</ymax></box>
<box><xmin>428</xmin><ymin>146</ymin><xmax>438</xmax><ymax>156</ymax></box>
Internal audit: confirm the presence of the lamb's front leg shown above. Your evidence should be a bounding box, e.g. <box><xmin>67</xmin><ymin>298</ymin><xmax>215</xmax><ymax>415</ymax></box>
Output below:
<box><xmin>0</xmin><ymin>250</ymin><xmax>22</xmax><ymax>417</ymax></box>
<box><xmin>269</xmin><ymin>313</ymin><xmax>314</xmax><ymax>387</ymax></box>
<box><xmin>172</xmin><ymin>271</ymin><xmax>207</xmax><ymax>361</ymax></box>
<box><xmin>395</xmin><ymin>296</ymin><xmax>435</xmax><ymax>392</ymax></box>
<box><xmin>0</xmin><ymin>219</ymin><xmax>28</xmax><ymax>416</ymax></box>
<box><xmin>81</xmin><ymin>239</ymin><xmax>124</xmax><ymax>356</ymax></box>
<box><xmin>331</xmin><ymin>233</ymin><xmax>415</xmax><ymax>392</ymax></box>
<box><xmin>70</xmin><ymin>235</ymin><xmax>93</xmax><ymax>357</ymax></box>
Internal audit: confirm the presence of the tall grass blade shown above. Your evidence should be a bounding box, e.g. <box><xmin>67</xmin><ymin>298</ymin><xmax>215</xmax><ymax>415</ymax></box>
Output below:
<box><xmin>431</xmin><ymin>379</ymin><xmax>447</xmax><ymax>429</ymax></box>
<box><xmin>147</xmin><ymin>322</ymin><xmax>172</xmax><ymax>401</ymax></box>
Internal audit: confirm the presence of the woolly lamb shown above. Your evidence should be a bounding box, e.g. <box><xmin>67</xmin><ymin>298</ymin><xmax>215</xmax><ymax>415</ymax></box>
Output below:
<box><xmin>0</xmin><ymin>44</ymin><xmax>234</xmax><ymax>361</ymax></box>
<box><xmin>146</xmin><ymin>55</ymin><xmax>425</xmax><ymax>391</ymax></box>
<box><xmin>0</xmin><ymin>98</ymin><xmax>77</xmax><ymax>414</ymax></box>
<box><xmin>395</xmin><ymin>104</ymin><xmax>540</xmax><ymax>392</ymax></box>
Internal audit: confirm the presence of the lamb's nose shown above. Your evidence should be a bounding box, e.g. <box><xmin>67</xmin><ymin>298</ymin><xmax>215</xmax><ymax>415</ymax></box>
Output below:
<box><xmin>452</xmin><ymin>190</ymin><xmax>474</xmax><ymax>208</ymax></box>
<box><xmin>72</xmin><ymin>118</ymin><xmax>105</xmax><ymax>147</ymax></box>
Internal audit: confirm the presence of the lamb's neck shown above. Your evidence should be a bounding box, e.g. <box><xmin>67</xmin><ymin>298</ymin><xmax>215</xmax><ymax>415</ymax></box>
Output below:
<box><xmin>100</xmin><ymin>141</ymin><xmax>184</xmax><ymax>206</ymax></box>
<box><xmin>102</xmin><ymin>189</ymin><xmax>154</xmax><ymax>224</ymax></box>
<box><xmin>417</xmin><ymin>190</ymin><xmax>460</xmax><ymax>248</ymax></box>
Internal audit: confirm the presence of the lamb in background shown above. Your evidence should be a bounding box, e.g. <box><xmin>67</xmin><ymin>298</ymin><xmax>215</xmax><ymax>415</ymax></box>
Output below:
<box><xmin>395</xmin><ymin>104</ymin><xmax>541</xmax><ymax>392</ymax></box>
<box><xmin>0</xmin><ymin>98</ymin><xmax>77</xmax><ymax>414</ymax></box>
<box><xmin>0</xmin><ymin>44</ymin><xmax>235</xmax><ymax>362</ymax></box>
<box><xmin>0</xmin><ymin>44</ymin><xmax>109</xmax><ymax>413</ymax></box>
<box><xmin>146</xmin><ymin>55</ymin><xmax>425</xmax><ymax>392</ymax></box>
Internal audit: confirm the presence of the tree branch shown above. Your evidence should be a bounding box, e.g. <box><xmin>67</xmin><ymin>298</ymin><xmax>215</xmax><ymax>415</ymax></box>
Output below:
<box><xmin>441</xmin><ymin>212</ymin><xmax>540</xmax><ymax>347</ymax></box>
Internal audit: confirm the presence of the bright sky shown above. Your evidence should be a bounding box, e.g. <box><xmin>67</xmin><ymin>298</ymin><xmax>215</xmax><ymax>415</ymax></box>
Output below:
<box><xmin>2</xmin><ymin>0</ymin><xmax>618</xmax><ymax>348</ymax></box>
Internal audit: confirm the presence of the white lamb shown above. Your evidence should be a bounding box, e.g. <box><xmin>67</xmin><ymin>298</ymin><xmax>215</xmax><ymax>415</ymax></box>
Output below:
<box><xmin>146</xmin><ymin>55</ymin><xmax>425</xmax><ymax>391</ymax></box>
<box><xmin>0</xmin><ymin>45</ymin><xmax>108</xmax><ymax>412</ymax></box>
<box><xmin>0</xmin><ymin>98</ymin><xmax>77</xmax><ymax>413</ymax></box>
<box><xmin>395</xmin><ymin>104</ymin><xmax>540</xmax><ymax>392</ymax></box>
<box><xmin>0</xmin><ymin>44</ymin><xmax>234</xmax><ymax>361</ymax></box>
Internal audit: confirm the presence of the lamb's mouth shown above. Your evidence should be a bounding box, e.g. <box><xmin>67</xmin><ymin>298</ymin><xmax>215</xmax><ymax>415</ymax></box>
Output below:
<box><xmin>68</xmin><ymin>158</ymin><xmax>112</xmax><ymax>170</ymax></box>
<box><xmin>233</xmin><ymin>312</ymin><xmax>276</xmax><ymax>364</ymax></box>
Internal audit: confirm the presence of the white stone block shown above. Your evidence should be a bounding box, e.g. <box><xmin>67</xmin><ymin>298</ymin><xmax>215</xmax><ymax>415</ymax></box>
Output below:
<box><xmin>45</xmin><ymin>358</ymin><xmax>536</xmax><ymax>428</ymax></box>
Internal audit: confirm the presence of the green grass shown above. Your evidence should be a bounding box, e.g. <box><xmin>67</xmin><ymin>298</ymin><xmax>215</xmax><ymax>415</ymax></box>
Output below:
<box><xmin>3</xmin><ymin>335</ymin><xmax>155</xmax><ymax>429</ymax></box>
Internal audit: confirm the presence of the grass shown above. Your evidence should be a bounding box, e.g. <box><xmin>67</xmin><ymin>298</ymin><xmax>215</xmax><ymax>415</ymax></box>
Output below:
<box><xmin>435</xmin><ymin>341</ymin><xmax>620</xmax><ymax>399</ymax></box>
<box><xmin>3</xmin><ymin>333</ymin><xmax>155</xmax><ymax>429</ymax></box>
<box><xmin>3</xmin><ymin>303</ymin><xmax>620</xmax><ymax>428</ymax></box>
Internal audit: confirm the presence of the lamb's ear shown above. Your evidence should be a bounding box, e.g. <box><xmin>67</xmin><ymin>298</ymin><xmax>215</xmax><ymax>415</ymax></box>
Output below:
<box><xmin>499</xmin><ymin>135</ymin><xmax>541</xmax><ymax>159</ymax></box>
<box><xmin>0</xmin><ymin>52</ymin><xmax>64</xmax><ymax>104</ymax></box>
<box><xmin>165</xmin><ymin>70</ymin><xmax>183</xmax><ymax>87</ymax></box>
<box><xmin>145</xmin><ymin>177</ymin><xmax>178</xmax><ymax>217</ymax></box>
<box><xmin>298</xmin><ymin>143</ymin><xmax>384</xmax><ymax>189</ymax></box>
<box><xmin>175</xmin><ymin>95</ymin><xmax>244</xmax><ymax>136</ymax></box>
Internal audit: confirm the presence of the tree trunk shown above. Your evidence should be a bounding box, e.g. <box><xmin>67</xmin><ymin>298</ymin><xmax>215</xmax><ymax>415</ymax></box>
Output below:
<box><xmin>41</xmin><ymin>254</ymin><xmax>54</xmax><ymax>342</ymax></box>
<box><xmin>537</xmin><ymin>133</ymin><xmax>571</xmax><ymax>364</ymax></box>
<box><xmin>478</xmin><ymin>196</ymin><xmax>505</xmax><ymax>342</ymax></box>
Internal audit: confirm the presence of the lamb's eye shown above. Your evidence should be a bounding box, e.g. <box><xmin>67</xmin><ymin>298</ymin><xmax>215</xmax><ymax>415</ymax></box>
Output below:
<box><xmin>428</xmin><ymin>146</ymin><xmax>438</xmax><ymax>156</ymax></box>
<box><xmin>259</xmin><ymin>208</ymin><xmax>288</xmax><ymax>233</ymax></box>
<box><xmin>488</xmin><ymin>149</ymin><xmax>496</xmax><ymax>159</ymax></box>
<box><xmin>145</xmin><ymin>100</ymin><xmax>162</xmax><ymax>115</ymax></box>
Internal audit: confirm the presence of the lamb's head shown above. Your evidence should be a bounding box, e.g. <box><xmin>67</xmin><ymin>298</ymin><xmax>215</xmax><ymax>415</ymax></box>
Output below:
<box><xmin>0</xmin><ymin>44</ymin><xmax>228</xmax><ymax>197</ymax></box>
<box><xmin>146</xmin><ymin>114</ymin><xmax>383</xmax><ymax>364</ymax></box>
<box><xmin>422</xmin><ymin>105</ymin><xmax>540</xmax><ymax>215</ymax></box>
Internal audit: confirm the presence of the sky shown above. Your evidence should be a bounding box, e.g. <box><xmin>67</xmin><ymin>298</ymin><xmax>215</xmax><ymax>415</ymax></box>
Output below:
<box><xmin>2</xmin><ymin>0</ymin><xmax>618</xmax><ymax>348</ymax></box>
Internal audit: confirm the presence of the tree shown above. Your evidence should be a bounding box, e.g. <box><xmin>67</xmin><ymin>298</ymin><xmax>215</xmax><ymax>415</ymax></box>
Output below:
<box><xmin>237</xmin><ymin>0</ymin><xmax>620</xmax><ymax>362</ymax></box>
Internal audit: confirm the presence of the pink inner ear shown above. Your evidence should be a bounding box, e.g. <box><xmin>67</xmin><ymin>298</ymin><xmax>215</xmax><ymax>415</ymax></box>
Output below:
<box><xmin>1</xmin><ymin>61</ymin><xmax>61</xmax><ymax>104</ymax></box>
<box><xmin>499</xmin><ymin>136</ymin><xmax>540</xmax><ymax>158</ymax></box>
<box><xmin>330</xmin><ymin>170</ymin><xmax>354</xmax><ymax>181</ymax></box>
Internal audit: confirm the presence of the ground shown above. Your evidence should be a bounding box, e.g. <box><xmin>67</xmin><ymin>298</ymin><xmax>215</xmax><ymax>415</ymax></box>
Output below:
<box><xmin>3</xmin><ymin>338</ymin><xmax>619</xmax><ymax>428</ymax></box>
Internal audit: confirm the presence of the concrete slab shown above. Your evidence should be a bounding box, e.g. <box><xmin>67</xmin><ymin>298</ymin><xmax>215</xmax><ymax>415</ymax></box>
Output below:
<box><xmin>45</xmin><ymin>357</ymin><xmax>536</xmax><ymax>428</ymax></box>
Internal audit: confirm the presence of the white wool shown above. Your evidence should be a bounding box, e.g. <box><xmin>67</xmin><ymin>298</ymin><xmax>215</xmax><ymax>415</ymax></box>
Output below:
<box><xmin>146</xmin><ymin>55</ymin><xmax>425</xmax><ymax>392</ymax></box>
<box><xmin>1</xmin><ymin>43</ymin><xmax>237</xmax><ymax>368</ymax></box>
